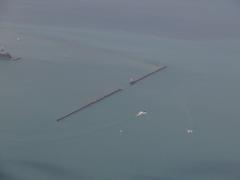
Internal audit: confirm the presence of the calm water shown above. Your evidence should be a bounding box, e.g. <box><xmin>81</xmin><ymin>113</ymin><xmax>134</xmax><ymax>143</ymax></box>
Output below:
<box><xmin>1</xmin><ymin>0</ymin><xmax>240</xmax><ymax>180</ymax></box>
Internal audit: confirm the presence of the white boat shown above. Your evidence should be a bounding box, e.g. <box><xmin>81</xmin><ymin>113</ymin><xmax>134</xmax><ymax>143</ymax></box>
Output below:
<box><xmin>187</xmin><ymin>129</ymin><xmax>193</xmax><ymax>134</ymax></box>
<box><xmin>136</xmin><ymin>111</ymin><xmax>147</xmax><ymax>117</ymax></box>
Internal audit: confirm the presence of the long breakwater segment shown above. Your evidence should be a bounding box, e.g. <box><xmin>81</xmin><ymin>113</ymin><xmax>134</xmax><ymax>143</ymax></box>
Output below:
<box><xmin>56</xmin><ymin>88</ymin><xmax>123</xmax><ymax>122</ymax></box>
<box><xmin>129</xmin><ymin>65</ymin><xmax>167</xmax><ymax>85</ymax></box>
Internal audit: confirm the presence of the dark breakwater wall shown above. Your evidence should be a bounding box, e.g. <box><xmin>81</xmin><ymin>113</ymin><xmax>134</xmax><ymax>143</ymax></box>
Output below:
<box><xmin>129</xmin><ymin>65</ymin><xmax>167</xmax><ymax>85</ymax></box>
<box><xmin>56</xmin><ymin>88</ymin><xmax>123</xmax><ymax>122</ymax></box>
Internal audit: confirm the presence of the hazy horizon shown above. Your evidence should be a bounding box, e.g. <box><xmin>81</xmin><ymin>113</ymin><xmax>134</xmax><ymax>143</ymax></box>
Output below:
<box><xmin>1</xmin><ymin>0</ymin><xmax>240</xmax><ymax>39</ymax></box>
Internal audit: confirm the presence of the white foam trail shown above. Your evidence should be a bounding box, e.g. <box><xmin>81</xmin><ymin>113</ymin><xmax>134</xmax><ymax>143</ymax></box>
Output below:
<box><xmin>177</xmin><ymin>83</ymin><xmax>195</xmax><ymax>132</ymax></box>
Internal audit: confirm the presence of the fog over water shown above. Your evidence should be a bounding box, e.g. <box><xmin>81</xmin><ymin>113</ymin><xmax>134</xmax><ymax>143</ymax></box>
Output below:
<box><xmin>1</xmin><ymin>0</ymin><xmax>240</xmax><ymax>39</ymax></box>
<box><xmin>1</xmin><ymin>1</ymin><xmax>240</xmax><ymax>180</ymax></box>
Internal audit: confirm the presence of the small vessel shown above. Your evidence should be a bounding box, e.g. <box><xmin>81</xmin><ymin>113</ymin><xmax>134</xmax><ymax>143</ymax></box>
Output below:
<box><xmin>129</xmin><ymin>77</ymin><xmax>134</xmax><ymax>84</ymax></box>
<box><xmin>136</xmin><ymin>111</ymin><xmax>147</xmax><ymax>117</ymax></box>
<box><xmin>187</xmin><ymin>129</ymin><xmax>193</xmax><ymax>134</ymax></box>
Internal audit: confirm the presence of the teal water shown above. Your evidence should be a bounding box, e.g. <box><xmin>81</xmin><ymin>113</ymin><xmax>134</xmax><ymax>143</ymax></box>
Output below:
<box><xmin>1</xmin><ymin>1</ymin><xmax>240</xmax><ymax>180</ymax></box>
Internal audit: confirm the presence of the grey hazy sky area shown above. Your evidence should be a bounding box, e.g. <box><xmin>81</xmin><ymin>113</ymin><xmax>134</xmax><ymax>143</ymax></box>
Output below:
<box><xmin>1</xmin><ymin>0</ymin><xmax>240</xmax><ymax>39</ymax></box>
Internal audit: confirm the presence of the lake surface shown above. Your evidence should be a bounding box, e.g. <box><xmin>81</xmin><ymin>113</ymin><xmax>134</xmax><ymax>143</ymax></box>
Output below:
<box><xmin>1</xmin><ymin>0</ymin><xmax>240</xmax><ymax>179</ymax></box>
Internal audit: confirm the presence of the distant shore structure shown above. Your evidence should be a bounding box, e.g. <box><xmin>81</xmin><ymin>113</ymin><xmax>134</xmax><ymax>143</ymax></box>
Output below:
<box><xmin>129</xmin><ymin>65</ymin><xmax>167</xmax><ymax>85</ymax></box>
<box><xmin>0</xmin><ymin>47</ymin><xmax>21</xmax><ymax>61</ymax></box>
<box><xmin>0</xmin><ymin>47</ymin><xmax>13</xmax><ymax>59</ymax></box>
